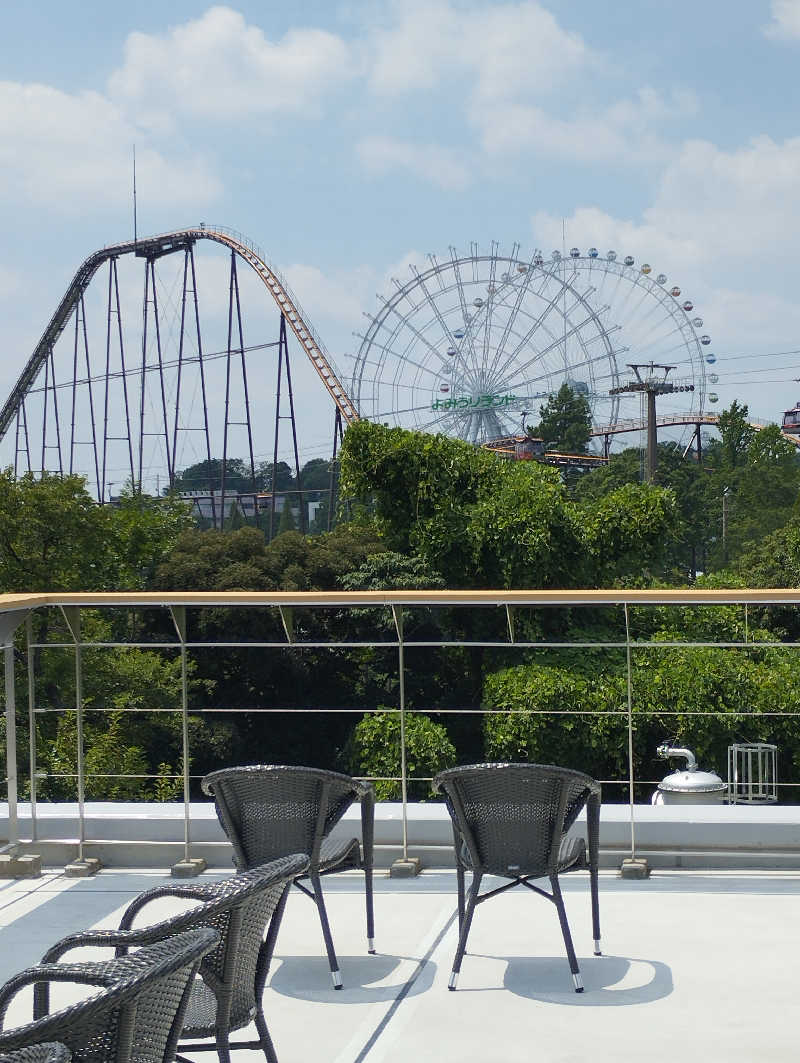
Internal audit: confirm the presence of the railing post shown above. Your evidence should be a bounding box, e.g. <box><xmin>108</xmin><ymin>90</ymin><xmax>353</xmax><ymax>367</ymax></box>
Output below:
<box><xmin>169</xmin><ymin>606</ymin><xmax>205</xmax><ymax>877</ymax></box>
<box><xmin>4</xmin><ymin>643</ymin><xmax>17</xmax><ymax>853</ymax></box>
<box><xmin>61</xmin><ymin>606</ymin><xmax>99</xmax><ymax>875</ymax></box>
<box><xmin>620</xmin><ymin>603</ymin><xmax>650</xmax><ymax>878</ymax></box>
<box><xmin>390</xmin><ymin>605</ymin><xmax>419</xmax><ymax>876</ymax></box>
<box><xmin>0</xmin><ymin>608</ymin><xmax>41</xmax><ymax>878</ymax></box>
<box><xmin>26</xmin><ymin>615</ymin><xmax>38</xmax><ymax>843</ymax></box>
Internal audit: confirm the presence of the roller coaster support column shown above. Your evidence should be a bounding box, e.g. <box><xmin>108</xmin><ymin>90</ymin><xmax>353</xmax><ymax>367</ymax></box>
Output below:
<box><xmin>610</xmin><ymin>364</ymin><xmax>695</xmax><ymax>482</ymax></box>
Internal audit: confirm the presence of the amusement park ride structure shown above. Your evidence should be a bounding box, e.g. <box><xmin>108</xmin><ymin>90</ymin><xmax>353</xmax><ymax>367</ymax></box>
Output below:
<box><xmin>1</xmin><ymin>228</ymin><xmax>795</xmax><ymax>519</ymax></box>
<box><xmin>0</xmin><ymin>226</ymin><xmax>357</xmax><ymax>533</ymax></box>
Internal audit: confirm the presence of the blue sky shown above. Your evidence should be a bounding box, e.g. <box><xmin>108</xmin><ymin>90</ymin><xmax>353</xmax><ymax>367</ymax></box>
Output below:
<box><xmin>2</xmin><ymin>0</ymin><xmax>800</xmax><ymax>475</ymax></box>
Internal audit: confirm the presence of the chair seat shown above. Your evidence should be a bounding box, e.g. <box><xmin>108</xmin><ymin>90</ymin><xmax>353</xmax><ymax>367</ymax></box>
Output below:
<box><xmin>557</xmin><ymin>834</ymin><xmax>586</xmax><ymax>872</ymax></box>
<box><xmin>318</xmin><ymin>835</ymin><xmax>361</xmax><ymax>873</ymax></box>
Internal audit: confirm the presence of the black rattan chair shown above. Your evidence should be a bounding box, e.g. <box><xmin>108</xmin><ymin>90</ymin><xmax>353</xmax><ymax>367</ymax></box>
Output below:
<box><xmin>37</xmin><ymin>856</ymin><xmax>307</xmax><ymax>1063</ymax></box>
<box><xmin>0</xmin><ymin>928</ymin><xmax>217</xmax><ymax>1063</ymax></box>
<box><xmin>202</xmin><ymin>765</ymin><xmax>375</xmax><ymax>989</ymax></box>
<box><xmin>433</xmin><ymin>762</ymin><xmax>601</xmax><ymax>993</ymax></box>
<box><xmin>0</xmin><ymin>1045</ymin><xmax>71</xmax><ymax>1063</ymax></box>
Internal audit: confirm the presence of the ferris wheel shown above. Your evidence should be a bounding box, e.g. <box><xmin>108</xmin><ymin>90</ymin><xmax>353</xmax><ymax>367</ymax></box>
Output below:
<box><xmin>351</xmin><ymin>242</ymin><xmax>712</xmax><ymax>444</ymax></box>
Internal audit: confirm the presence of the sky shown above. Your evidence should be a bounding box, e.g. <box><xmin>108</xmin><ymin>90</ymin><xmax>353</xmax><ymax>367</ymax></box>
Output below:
<box><xmin>2</xmin><ymin>0</ymin><xmax>800</xmax><ymax>480</ymax></box>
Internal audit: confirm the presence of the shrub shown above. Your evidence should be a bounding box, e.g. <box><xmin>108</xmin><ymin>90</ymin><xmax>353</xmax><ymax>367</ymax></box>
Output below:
<box><xmin>483</xmin><ymin>665</ymin><xmax>628</xmax><ymax>783</ymax></box>
<box><xmin>350</xmin><ymin>709</ymin><xmax>456</xmax><ymax>800</ymax></box>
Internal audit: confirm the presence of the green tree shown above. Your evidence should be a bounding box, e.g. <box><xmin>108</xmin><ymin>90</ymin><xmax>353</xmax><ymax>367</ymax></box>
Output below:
<box><xmin>256</xmin><ymin>460</ymin><xmax>295</xmax><ymax>492</ymax></box>
<box><xmin>277</xmin><ymin>501</ymin><xmax>297</xmax><ymax>534</ymax></box>
<box><xmin>339</xmin><ymin>421</ymin><xmax>678</xmax><ymax>589</ymax></box>
<box><xmin>534</xmin><ymin>382</ymin><xmax>592</xmax><ymax>454</ymax></box>
<box><xmin>350</xmin><ymin>710</ymin><xmax>456</xmax><ymax>800</ymax></box>
<box><xmin>0</xmin><ymin>471</ymin><xmax>191</xmax><ymax>592</ymax></box>
<box><xmin>300</xmin><ymin>458</ymin><xmax>332</xmax><ymax>491</ymax></box>
<box><xmin>715</xmin><ymin>400</ymin><xmax>756</xmax><ymax>470</ymax></box>
<box><xmin>171</xmin><ymin>457</ymin><xmax>253</xmax><ymax>494</ymax></box>
<box><xmin>701</xmin><ymin>415</ymin><xmax>800</xmax><ymax>569</ymax></box>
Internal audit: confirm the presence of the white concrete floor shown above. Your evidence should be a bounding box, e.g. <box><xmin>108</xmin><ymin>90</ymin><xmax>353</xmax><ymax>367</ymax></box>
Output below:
<box><xmin>1</xmin><ymin>868</ymin><xmax>798</xmax><ymax>1063</ymax></box>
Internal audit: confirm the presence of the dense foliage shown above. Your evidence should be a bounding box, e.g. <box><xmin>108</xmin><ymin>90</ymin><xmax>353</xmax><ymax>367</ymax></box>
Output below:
<box><xmin>3</xmin><ymin>400</ymin><xmax>800</xmax><ymax>804</ymax></box>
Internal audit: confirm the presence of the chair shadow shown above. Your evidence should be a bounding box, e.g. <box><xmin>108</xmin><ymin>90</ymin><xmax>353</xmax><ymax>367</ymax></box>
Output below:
<box><xmin>269</xmin><ymin>954</ymin><xmax>436</xmax><ymax>1003</ymax></box>
<box><xmin>461</xmin><ymin>953</ymin><xmax>673</xmax><ymax>1006</ymax></box>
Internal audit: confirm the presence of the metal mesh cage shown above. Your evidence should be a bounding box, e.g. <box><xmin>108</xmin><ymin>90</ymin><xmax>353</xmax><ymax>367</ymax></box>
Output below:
<box><xmin>727</xmin><ymin>744</ymin><xmax>778</xmax><ymax>804</ymax></box>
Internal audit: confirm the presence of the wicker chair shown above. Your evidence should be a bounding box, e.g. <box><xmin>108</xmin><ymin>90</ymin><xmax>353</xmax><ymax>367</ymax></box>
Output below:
<box><xmin>202</xmin><ymin>765</ymin><xmax>375</xmax><ymax>989</ymax></box>
<box><xmin>0</xmin><ymin>928</ymin><xmax>217</xmax><ymax>1063</ymax></box>
<box><xmin>37</xmin><ymin>855</ymin><xmax>307</xmax><ymax>1063</ymax></box>
<box><xmin>0</xmin><ymin>1045</ymin><xmax>71</xmax><ymax>1063</ymax></box>
<box><xmin>432</xmin><ymin>762</ymin><xmax>601</xmax><ymax>993</ymax></box>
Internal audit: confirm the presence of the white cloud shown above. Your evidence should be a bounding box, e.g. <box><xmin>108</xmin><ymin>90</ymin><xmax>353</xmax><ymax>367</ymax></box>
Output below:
<box><xmin>380</xmin><ymin>250</ymin><xmax>430</xmax><ymax>293</ymax></box>
<box><xmin>533</xmin><ymin>134</ymin><xmax>800</xmax><ymax>347</ymax></box>
<box><xmin>357</xmin><ymin>136</ymin><xmax>469</xmax><ymax>189</ymax></box>
<box><xmin>475</xmin><ymin>86</ymin><xmax>697</xmax><ymax>161</ymax></box>
<box><xmin>0</xmin><ymin>81</ymin><xmax>220</xmax><ymax>210</ymax></box>
<box><xmin>363</xmin><ymin>2</ymin><xmax>694</xmax><ymax>178</ymax></box>
<box><xmin>284</xmin><ymin>263</ymin><xmax>374</xmax><ymax>326</ymax></box>
<box><xmin>537</xmin><ymin>134</ymin><xmax>800</xmax><ymax>266</ymax></box>
<box><xmin>763</xmin><ymin>0</ymin><xmax>800</xmax><ymax>40</ymax></box>
<box><xmin>367</xmin><ymin>0</ymin><xmax>588</xmax><ymax>100</ymax></box>
<box><xmin>109</xmin><ymin>6</ymin><xmax>353</xmax><ymax>124</ymax></box>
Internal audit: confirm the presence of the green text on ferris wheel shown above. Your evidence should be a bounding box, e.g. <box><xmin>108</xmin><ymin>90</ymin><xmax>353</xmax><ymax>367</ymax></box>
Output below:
<box><xmin>431</xmin><ymin>392</ymin><xmax>519</xmax><ymax>412</ymax></box>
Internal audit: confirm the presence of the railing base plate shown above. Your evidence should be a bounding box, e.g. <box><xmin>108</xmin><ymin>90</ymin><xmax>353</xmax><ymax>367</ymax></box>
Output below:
<box><xmin>619</xmin><ymin>857</ymin><xmax>651</xmax><ymax>879</ymax></box>
<box><xmin>390</xmin><ymin>857</ymin><xmax>422</xmax><ymax>878</ymax></box>
<box><xmin>0</xmin><ymin>852</ymin><xmax>41</xmax><ymax>879</ymax></box>
<box><xmin>65</xmin><ymin>857</ymin><xmax>102</xmax><ymax>877</ymax></box>
<box><xmin>171</xmin><ymin>857</ymin><xmax>207</xmax><ymax>878</ymax></box>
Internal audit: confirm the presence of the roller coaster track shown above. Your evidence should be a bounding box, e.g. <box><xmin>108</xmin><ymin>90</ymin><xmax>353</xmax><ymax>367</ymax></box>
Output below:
<box><xmin>590</xmin><ymin>413</ymin><xmax>800</xmax><ymax>448</ymax></box>
<box><xmin>0</xmin><ymin>225</ymin><xmax>358</xmax><ymax>445</ymax></box>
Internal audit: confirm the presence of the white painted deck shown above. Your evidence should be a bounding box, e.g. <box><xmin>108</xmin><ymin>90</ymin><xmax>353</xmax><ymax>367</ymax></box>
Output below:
<box><xmin>1</xmin><ymin>867</ymin><xmax>798</xmax><ymax>1063</ymax></box>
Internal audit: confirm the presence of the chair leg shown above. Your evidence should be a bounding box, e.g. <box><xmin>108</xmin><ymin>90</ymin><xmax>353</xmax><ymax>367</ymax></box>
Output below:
<box><xmin>550</xmin><ymin>874</ymin><xmax>583</xmax><ymax>993</ymax></box>
<box><xmin>254</xmin><ymin>1006</ymin><xmax>279</xmax><ymax>1063</ymax></box>
<box><xmin>260</xmin><ymin>882</ymin><xmax>291</xmax><ymax>990</ymax></box>
<box><xmin>364</xmin><ymin>863</ymin><xmax>376</xmax><ymax>954</ymax></box>
<box><xmin>214</xmin><ymin>1032</ymin><xmax>232</xmax><ymax>1063</ymax></box>
<box><xmin>309</xmin><ymin>870</ymin><xmax>342</xmax><ymax>988</ymax></box>
<box><xmin>449</xmin><ymin>871</ymin><xmax>482</xmax><ymax>991</ymax></box>
<box><xmin>455</xmin><ymin>859</ymin><xmax>466</xmax><ymax>932</ymax></box>
<box><xmin>590</xmin><ymin>862</ymin><xmax>601</xmax><ymax>956</ymax></box>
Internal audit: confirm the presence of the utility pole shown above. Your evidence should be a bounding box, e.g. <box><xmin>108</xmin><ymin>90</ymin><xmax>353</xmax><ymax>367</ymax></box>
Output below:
<box><xmin>610</xmin><ymin>363</ymin><xmax>695</xmax><ymax>481</ymax></box>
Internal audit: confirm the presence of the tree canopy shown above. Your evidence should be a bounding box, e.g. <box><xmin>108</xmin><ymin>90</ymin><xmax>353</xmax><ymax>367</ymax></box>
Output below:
<box><xmin>533</xmin><ymin>383</ymin><xmax>592</xmax><ymax>454</ymax></box>
<box><xmin>339</xmin><ymin>420</ymin><xmax>678</xmax><ymax>588</ymax></box>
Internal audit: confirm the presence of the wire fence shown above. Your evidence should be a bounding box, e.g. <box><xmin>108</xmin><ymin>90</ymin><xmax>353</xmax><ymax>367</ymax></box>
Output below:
<box><xmin>3</xmin><ymin>588</ymin><xmax>800</xmax><ymax>866</ymax></box>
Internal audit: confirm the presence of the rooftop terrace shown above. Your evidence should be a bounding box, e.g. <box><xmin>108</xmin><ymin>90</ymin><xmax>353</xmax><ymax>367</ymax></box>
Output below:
<box><xmin>1</xmin><ymin>866</ymin><xmax>797</xmax><ymax>1063</ymax></box>
<box><xmin>2</xmin><ymin>589</ymin><xmax>799</xmax><ymax>1060</ymax></box>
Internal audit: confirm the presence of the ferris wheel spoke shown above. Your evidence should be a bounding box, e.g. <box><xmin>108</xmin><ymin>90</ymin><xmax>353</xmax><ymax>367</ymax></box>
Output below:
<box><xmin>491</xmin><ymin>277</ymin><xmax>611</xmax><ymax>387</ymax></box>
<box><xmin>484</xmin><ymin>262</ymin><xmax>541</xmax><ymax>382</ymax></box>
<box><xmin>358</xmin><ymin>335</ymin><xmax>442</xmax><ymax>385</ymax></box>
<box><xmin>496</xmin><ymin>309</ymin><xmax>609</xmax><ymax>390</ymax></box>
<box><xmin>504</xmin><ymin>347</ymin><xmax>620</xmax><ymax>395</ymax></box>
<box><xmin>409</xmin><ymin>265</ymin><xmax>460</xmax><ymax>349</ymax></box>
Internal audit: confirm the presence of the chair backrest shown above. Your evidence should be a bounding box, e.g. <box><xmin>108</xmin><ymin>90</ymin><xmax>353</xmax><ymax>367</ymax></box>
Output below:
<box><xmin>202</xmin><ymin>765</ymin><xmax>367</xmax><ymax>869</ymax></box>
<box><xmin>120</xmin><ymin>855</ymin><xmax>308</xmax><ymax>1032</ymax></box>
<box><xmin>0</xmin><ymin>928</ymin><xmax>217</xmax><ymax>1063</ymax></box>
<box><xmin>433</xmin><ymin>763</ymin><xmax>599</xmax><ymax>877</ymax></box>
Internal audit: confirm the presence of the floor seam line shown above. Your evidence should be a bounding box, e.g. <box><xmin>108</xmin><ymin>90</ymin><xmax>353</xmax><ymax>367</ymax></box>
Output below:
<box><xmin>350</xmin><ymin>906</ymin><xmax>457</xmax><ymax>1063</ymax></box>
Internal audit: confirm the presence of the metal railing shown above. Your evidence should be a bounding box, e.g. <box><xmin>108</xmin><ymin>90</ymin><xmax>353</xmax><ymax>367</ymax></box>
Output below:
<box><xmin>3</xmin><ymin>587</ymin><xmax>800</xmax><ymax>867</ymax></box>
